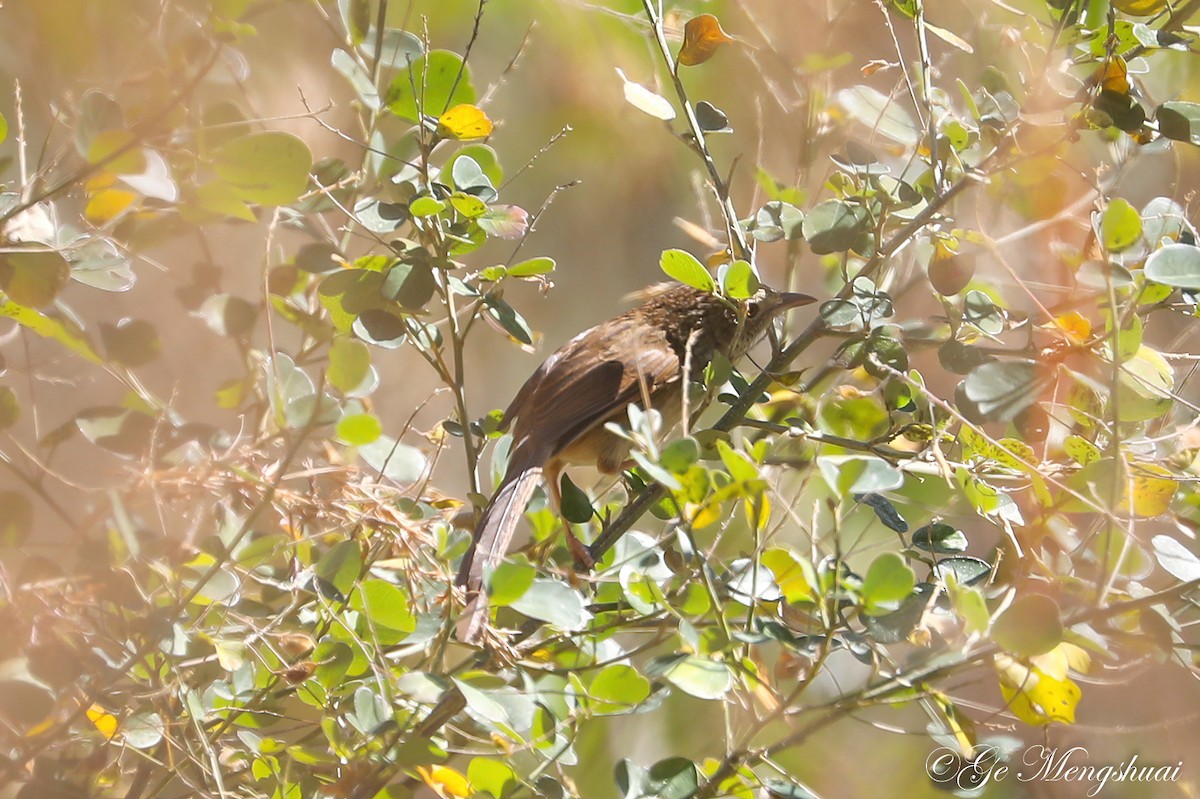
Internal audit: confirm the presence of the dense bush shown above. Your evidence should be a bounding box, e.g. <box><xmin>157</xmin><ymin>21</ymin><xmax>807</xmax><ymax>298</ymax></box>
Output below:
<box><xmin>2</xmin><ymin>1</ymin><xmax>1200</xmax><ymax>797</ymax></box>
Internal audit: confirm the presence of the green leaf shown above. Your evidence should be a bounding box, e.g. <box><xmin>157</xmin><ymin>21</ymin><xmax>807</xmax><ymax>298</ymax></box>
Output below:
<box><xmin>801</xmin><ymin>199</ymin><xmax>869</xmax><ymax>254</ymax></box>
<box><xmin>749</xmin><ymin>201</ymin><xmax>804</xmax><ymax>242</ymax></box>
<box><xmin>558</xmin><ymin>473</ymin><xmax>594</xmax><ymax>524</ymax></box>
<box><xmin>350</xmin><ymin>578</ymin><xmax>416</xmax><ymax>632</ymax></box>
<box><xmin>962</xmin><ymin>290</ymin><xmax>1005</xmax><ymax>334</ymax></box>
<box><xmin>331</xmin><ymin>48</ymin><xmax>380</xmax><ymax>111</ymax></box>
<box><xmin>383</xmin><ymin>261</ymin><xmax>436</xmax><ymax>310</ymax></box>
<box><xmin>961</xmin><ymin>359</ymin><xmax>1048</xmax><ymax>423</ymax></box>
<box><xmin>933</xmin><ymin>556</ymin><xmax>992</xmax><ymax>586</ymax></box>
<box><xmin>694</xmin><ymin>100</ymin><xmax>731</xmax><ymax>132</ymax></box>
<box><xmin>0</xmin><ymin>251</ymin><xmax>70</xmax><ymax>307</ymax></box>
<box><xmin>1100</xmin><ymin>198</ymin><xmax>1142</xmax><ymax>253</ymax></box>
<box><xmin>468</xmin><ymin>758</ymin><xmax>518</xmax><ymax>799</ymax></box>
<box><xmin>507</xmin><ymin>256</ymin><xmax>555</xmax><ymax>277</ymax></box>
<box><xmin>818</xmin><ymin>454</ymin><xmax>903</xmax><ymax>494</ymax></box>
<box><xmin>450</xmin><ymin>155</ymin><xmax>497</xmax><ymax>200</ymax></box>
<box><xmin>483</xmin><ymin>295</ymin><xmax>533</xmax><ymax>345</ymax></box>
<box><xmin>214</xmin><ymin>132</ymin><xmax>313</xmax><ymax>205</ymax></box>
<box><xmin>660</xmin><ymin>436</ymin><xmax>700</xmax><ymax>473</ymax></box>
<box><xmin>662</xmin><ymin>655</ymin><xmax>732</xmax><ymax>699</ymax></box>
<box><xmin>590</xmin><ymin>664</ymin><xmax>651</xmax><ymax>710</ymax></box>
<box><xmin>358</xmin><ymin>435</ymin><xmax>426</xmax><ymax>483</ymax></box>
<box><xmin>121</xmin><ymin>712</ymin><xmax>164</xmax><ymax>750</ymax></box>
<box><xmin>408</xmin><ymin>196</ymin><xmax>446</xmax><ymax>217</ymax></box>
<box><xmin>860</xmin><ymin>552</ymin><xmax>915</xmax><ymax>615</ymax></box>
<box><xmin>314</xmin><ymin>540</ymin><xmax>362</xmax><ymax>600</ymax></box>
<box><xmin>991</xmin><ymin>594</ymin><xmax>1063</xmax><ymax>657</ymax></box>
<box><xmin>646</xmin><ymin>758</ymin><xmax>699</xmax><ymax>799</ymax></box>
<box><xmin>911</xmin><ymin>523</ymin><xmax>968</xmax><ymax>554</ymax></box>
<box><xmin>1144</xmin><ymin>243</ymin><xmax>1200</xmax><ymax>289</ymax></box>
<box><xmin>487</xmin><ymin>560</ymin><xmax>536</xmax><ymax>606</ymax></box>
<box><xmin>659</xmin><ymin>249</ymin><xmax>715</xmax><ymax>291</ymax></box>
<box><xmin>385</xmin><ymin>50</ymin><xmax>477</xmax><ymax>122</ymax></box>
<box><xmin>359</xmin><ymin>28</ymin><xmax>424</xmax><ymax>69</ymax></box>
<box><xmin>328</xmin><ymin>337</ymin><xmax>371</xmax><ymax>392</ymax></box>
<box><xmin>336</xmin><ymin>412</ymin><xmax>382</xmax><ymax>446</ymax></box>
<box><xmin>718</xmin><ymin>260</ymin><xmax>759</xmax><ymax>299</ymax></box>
<box><xmin>1157</xmin><ymin>101</ymin><xmax>1200</xmax><ymax>145</ymax></box>
<box><xmin>509</xmin><ymin>578</ymin><xmax>591</xmax><ymax>630</ymax></box>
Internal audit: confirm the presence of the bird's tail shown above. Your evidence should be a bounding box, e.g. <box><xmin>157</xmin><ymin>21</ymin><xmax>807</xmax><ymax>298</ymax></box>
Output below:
<box><xmin>456</xmin><ymin>460</ymin><xmax>543</xmax><ymax>642</ymax></box>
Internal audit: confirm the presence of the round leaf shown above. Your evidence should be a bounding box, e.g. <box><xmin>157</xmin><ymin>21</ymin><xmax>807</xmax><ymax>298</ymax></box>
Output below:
<box><xmin>386</xmin><ymin>50</ymin><xmax>476</xmax><ymax>122</ymax></box>
<box><xmin>660</xmin><ymin>249</ymin><xmax>715</xmax><ymax>291</ymax></box>
<box><xmin>991</xmin><ymin>594</ymin><xmax>1063</xmax><ymax>657</ymax></box>
<box><xmin>351</xmin><ymin>578</ymin><xmax>416</xmax><ymax>632</ymax></box>
<box><xmin>1144</xmin><ymin>243</ymin><xmax>1200</xmax><ymax>289</ymax></box>
<box><xmin>214</xmin><ymin>132</ymin><xmax>313</xmax><ymax>206</ymax></box>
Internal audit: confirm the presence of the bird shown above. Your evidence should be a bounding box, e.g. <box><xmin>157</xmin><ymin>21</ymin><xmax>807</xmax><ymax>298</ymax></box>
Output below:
<box><xmin>455</xmin><ymin>281</ymin><xmax>817</xmax><ymax>641</ymax></box>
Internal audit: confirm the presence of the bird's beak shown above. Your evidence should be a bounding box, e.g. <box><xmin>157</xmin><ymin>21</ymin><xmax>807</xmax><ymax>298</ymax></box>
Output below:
<box><xmin>774</xmin><ymin>291</ymin><xmax>818</xmax><ymax>311</ymax></box>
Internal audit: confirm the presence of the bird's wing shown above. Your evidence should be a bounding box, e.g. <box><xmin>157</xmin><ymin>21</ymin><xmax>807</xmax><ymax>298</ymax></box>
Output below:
<box><xmin>509</xmin><ymin>316</ymin><xmax>681</xmax><ymax>456</ymax></box>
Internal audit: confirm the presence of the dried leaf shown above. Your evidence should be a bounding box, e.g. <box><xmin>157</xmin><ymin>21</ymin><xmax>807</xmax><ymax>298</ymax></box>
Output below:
<box><xmin>678</xmin><ymin>14</ymin><xmax>735</xmax><ymax>67</ymax></box>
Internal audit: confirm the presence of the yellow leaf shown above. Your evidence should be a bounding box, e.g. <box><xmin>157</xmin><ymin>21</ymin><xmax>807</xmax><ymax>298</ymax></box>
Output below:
<box><xmin>677</xmin><ymin>14</ymin><xmax>735</xmax><ymax>67</ymax></box>
<box><xmin>1120</xmin><ymin>461</ymin><xmax>1178</xmax><ymax>517</ymax></box>
<box><xmin>417</xmin><ymin>765</ymin><xmax>472</xmax><ymax>798</ymax></box>
<box><xmin>1054</xmin><ymin>311</ymin><xmax>1091</xmax><ymax>344</ymax></box>
<box><xmin>87</xmin><ymin>130</ymin><xmax>147</xmax><ymax>174</ymax></box>
<box><xmin>762</xmin><ymin>548</ymin><xmax>814</xmax><ymax>603</ymax></box>
<box><xmin>1113</xmin><ymin>0</ymin><xmax>1168</xmax><ymax>13</ymax></box>
<box><xmin>85</xmin><ymin>188</ymin><xmax>139</xmax><ymax>224</ymax></box>
<box><xmin>437</xmin><ymin>104</ymin><xmax>494</xmax><ymax>141</ymax></box>
<box><xmin>1031</xmin><ymin>641</ymin><xmax>1091</xmax><ymax>680</ymax></box>
<box><xmin>995</xmin><ymin>655</ymin><xmax>1081</xmax><ymax>726</ymax></box>
<box><xmin>686</xmin><ymin>500</ymin><xmax>723</xmax><ymax>529</ymax></box>
<box><xmin>87</xmin><ymin>704</ymin><xmax>120</xmax><ymax>740</ymax></box>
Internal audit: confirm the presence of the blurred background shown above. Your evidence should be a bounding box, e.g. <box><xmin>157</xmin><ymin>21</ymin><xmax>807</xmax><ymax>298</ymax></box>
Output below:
<box><xmin>2</xmin><ymin>0</ymin><xmax>1200</xmax><ymax>796</ymax></box>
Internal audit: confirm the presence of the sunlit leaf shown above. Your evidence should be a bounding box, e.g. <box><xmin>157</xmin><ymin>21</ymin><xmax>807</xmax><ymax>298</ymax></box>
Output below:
<box><xmin>417</xmin><ymin>765</ymin><xmax>472</xmax><ymax>798</ymax></box>
<box><xmin>86</xmin><ymin>129</ymin><xmax>146</xmax><ymax>174</ymax></box>
<box><xmin>1100</xmin><ymin>197</ymin><xmax>1142</xmax><ymax>252</ymax></box>
<box><xmin>437</xmin><ymin>104</ymin><xmax>494</xmax><ymax>140</ymax></box>
<box><xmin>1119</xmin><ymin>462</ymin><xmax>1177</xmax><ymax>517</ymax></box>
<box><xmin>995</xmin><ymin>655</ymin><xmax>1081</xmax><ymax>726</ymax></box>
<box><xmin>660</xmin><ymin>249</ymin><xmax>714</xmax><ymax>291</ymax></box>
<box><xmin>860</xmin><ymin>552</ymin><xmax>915</xmax><ymax>615</ymax></box>
<box><xmin>214</xmin><ymin>132</ymin><xmax>313</xmax><ymax>205</ymax></box>
<box><xmin>87</xmin><ymin>704</ymin><xmax>120</xmax><ymax>740</ymax></box>
<box><xmin>0</xmin><ymin>298</ymin><xmax>102</xmax><ymax>363</ymax></box>
<box><xmin>1151</xmin><ymin>535</ymin><xmax>1200</xmax><ymax>582</ymax></box>
<box><xmin>386</xmin><ymin>50</ymin><xmax>476</xmax><ymax>122</ymax></box>
<box><xmin>616</xmin><ymin>68</ymin><xmax>676</xmax><ymax>121</ymax></box>
<box><xmin>677</xmin><ymin>14</ymin><xmax>735</xmax><ymax>67</ymax></box>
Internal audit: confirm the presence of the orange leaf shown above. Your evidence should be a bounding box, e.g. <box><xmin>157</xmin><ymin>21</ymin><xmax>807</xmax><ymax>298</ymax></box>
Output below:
<box><xmin>437</xmin><ymin>104</ymin><xmax>494</xmax><ymax>141</ymax></box>
<box><xmin>678</xmin><ymin>14</ymin><xmax>735</xmax><ymax>67</ymax></box>
<box><xmin>416</xmin><ymin>765</ymin><xmax>472</xmax><ymax>798</ymax></box>
<box><xmin>87</xmin><ymin>704</ymin><xmax>119</xmax><ymax>740</ymax></box>
<box><xmin>1096</xmin><ymin>56</ymin><xmax>1130</xmax><ymax>95</ymax></box>
<box><xmin>1053</xmin><ymin>311</ymin><xmax>1091</xmax><ymax>344</ymax></box>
